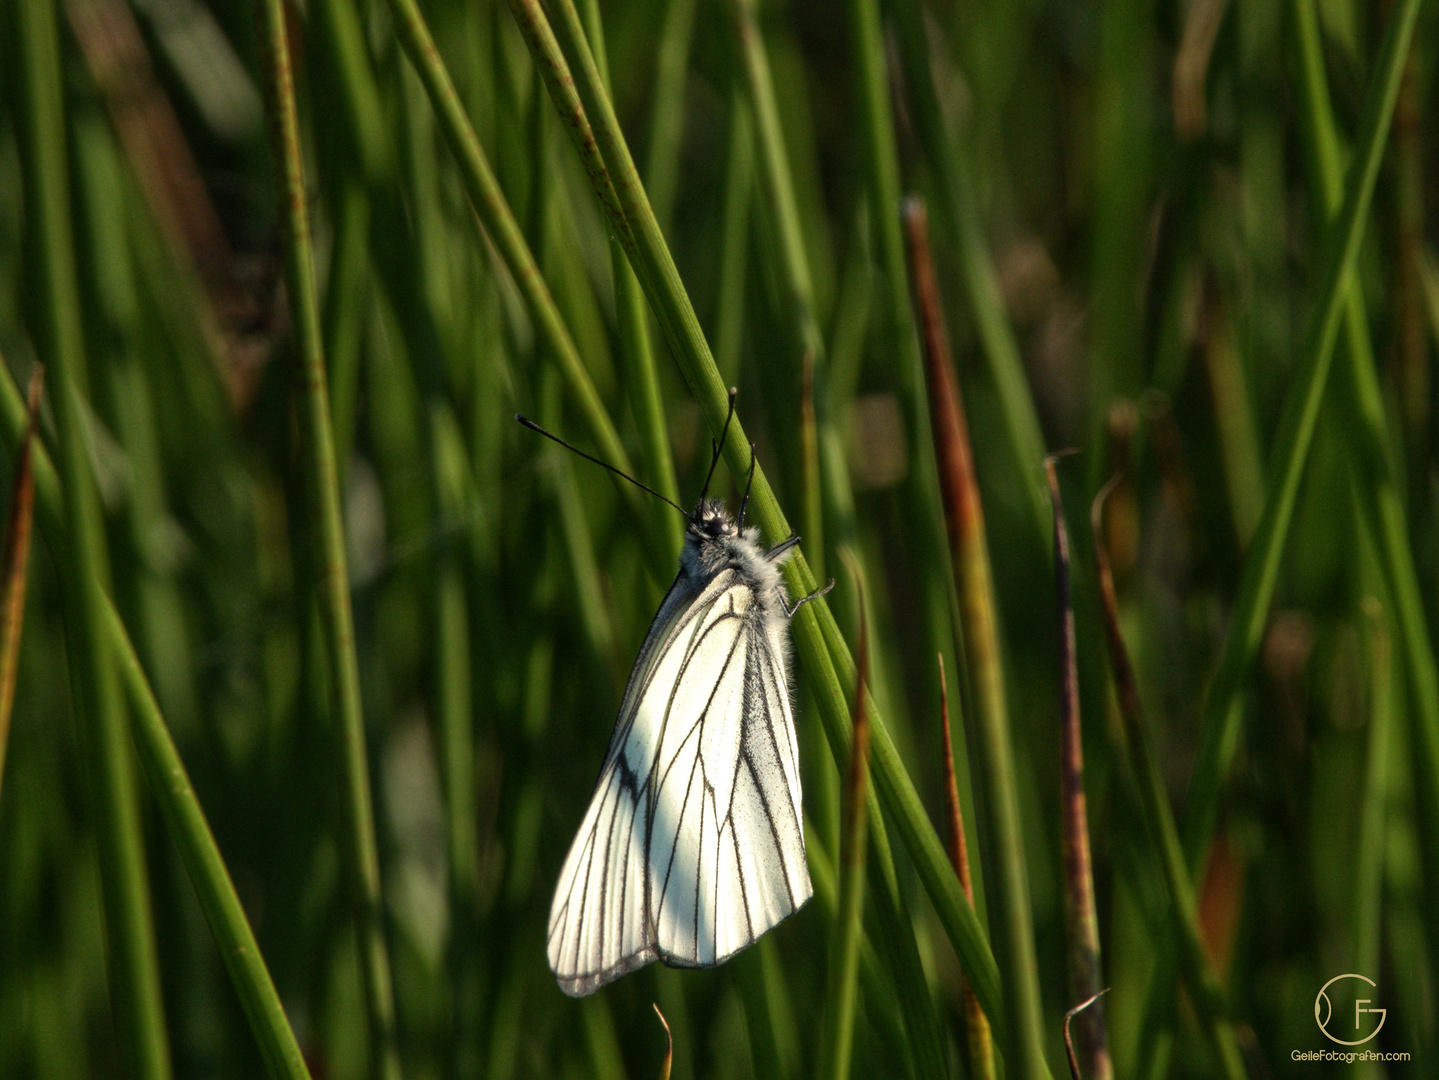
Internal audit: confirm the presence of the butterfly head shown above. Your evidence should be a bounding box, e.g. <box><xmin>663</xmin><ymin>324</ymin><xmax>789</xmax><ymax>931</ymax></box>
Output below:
<box><xmin>690</xmin><ymin>499</ymin><xmax>737</xmax><ymax>540</ymax></box>
<box><xmin>681</xmin><ymin>499</ymin><xmax>769</xmax><ymax>585</ymax></box>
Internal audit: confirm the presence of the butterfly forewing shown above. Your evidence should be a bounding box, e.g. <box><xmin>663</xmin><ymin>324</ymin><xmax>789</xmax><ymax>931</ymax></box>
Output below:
<box><xmin>547</xmin><ymin>567</ymin><xmax>811</xmax><ymax>996</ymax></box>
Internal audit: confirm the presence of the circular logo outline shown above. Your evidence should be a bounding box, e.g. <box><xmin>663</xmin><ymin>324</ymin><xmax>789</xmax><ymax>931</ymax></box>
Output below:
<box><xmin>1314</xmin><ymin>974</ymin><xmax>1386</xmax><ymax>1046</ymax></box>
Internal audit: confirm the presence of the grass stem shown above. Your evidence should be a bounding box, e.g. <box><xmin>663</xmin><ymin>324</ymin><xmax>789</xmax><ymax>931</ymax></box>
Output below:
<box><xmin>1180</xmin><ymin>0</ymin><xmax>1423</xmax><ymax>880</ymax></box>
<box><xmin>1091</xmin><ymin>481</ymin><xmax>1247</xmax><ymax>1080</ymax></box>
<box><xmin>1047</xmin><ymin>459</ymin><xmax>1110</xmax><ymax>1080</ymax></box>
<box><xmin>1290</xmin><ymin>0</ymin><xmax>1439</xmax><ymax>988</ymax></box>
<box><xmin>17</xmin><ymin>0</ymin><xmax>172</xmax><ymax>1072</ymax></box>
<box><xmin>254</xmin><ymin>1</ymin><xmax>400</xmax><ymax>1075</ymax></box>
<box><xmin>0</xmin><ymin>367</ymin><xmax>41</xmax><ymax>801</ymax></box>
<box><xmin>381</xmin><ymin>0</ymin><xmax>645</xmax><ymax>529</ymax></box>
<box><xmin>821</xmin><ymin>552</ymin><xmax>872</xmax><ymax>1080</ymax></box>
<box><xmin>904</xmin><ymin>195</ymin><xmax>1049</xmax><ymax>1079</ymax></box>
<box><xmin>939</xmin><ymin>654</ymin><xmax>996</xmax><ymax>1080</ymax></box>
<box><xmin>0</xmin><ymin>361</ymin><xmax>314</xmax><ymax>1079</ymax></box>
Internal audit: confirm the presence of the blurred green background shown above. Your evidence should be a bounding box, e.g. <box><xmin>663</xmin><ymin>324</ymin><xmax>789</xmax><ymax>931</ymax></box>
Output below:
<box><xmin>0</xmin><ymin>0</ymin><xmax>1436</xmax><ymax>1076</ymax></box>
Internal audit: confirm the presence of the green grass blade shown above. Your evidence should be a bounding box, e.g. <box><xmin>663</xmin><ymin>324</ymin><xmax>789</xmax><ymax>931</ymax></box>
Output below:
<box><xmin>1353</xmin><ymin>591</ymin><xmax>1392</xmax><ymax>981</ymax></box>
<box><xmin>311</xmin><ymin>0</ymin><xmax>392</xmax><ymax>185</ymax></box>
<box><xmin>577</xmin><ymin>0</ymin><xmax>683</xmax><ymax>562</ymax></box>
<box><xmin>820</xmin><ymin>553</ymin><xmax>871</xmax><ymax>1080</ymax></box>
<box><xmin>430</xmin><ymin>403</ymin><xmax>482</xmax><ymax>1079</ymax></box>
<box><xmin>110</xmin><ymin>602</ymin><xmax>315</xmax><ymax>1080</ymax></box>
<box><xmin>379</xmin><ymin>0</ymin><xmax>641</xmax><ymax>519</ymax></box>
<box><xmin>0</xmin><ymin>360</ymin><xmax>315</xmax><ymax>1080</ymax></box>
<box><xmin>904</xmin><ymin>197</ymin><xmax>1047</xmax><ymax>1079</ymax></box>
<box><xmin>641</xmin><ymin>0</ymin><xmax>699</xmax><ymax>234</ymax></box>
<box><xmin>1180</xmin><ymin>0</ymin><xmax>1425</xmax><ymax>875</ymax></box>
<box><xmin>886</xmin><ymin>0</ymin><xmax>1051</xmax><ymax>545</ymax></box>
<box><xmin>1091</xmin><ymin>483</ymin><xmax>1247</xmax><ymax>1080</ymax></box>
<box><xmin>844</xmin><ymin>0</ymin><xmax>958</xmax><ymax>739</ymax></box>
<box><xmin>253</xmin><ymin>2</ymin><xmax>401</xmax><ymax>1076</ymax></box>
<box><xmin>321</xmin><ymin>180</ymin><xmax>372</xmax><ymax>476</ymax></box>
<box><xmin>15</xmin><ymin>0</ymin><xmax>173</xmax><ymax>1074</ymax></box>
<box><xmin>581</xmin><ymin>997</ymin><xmax>627</xmax><ymax>1080</ymax></box>
<box><xmin>1290</xmin><ymin>0</ymin><xmax>1439</xmax><ymax>987</ymax></box>
<box><xmin>1198</xmin><ymin>308</ymin><xmax>1265</xmax><ymax>548</ymax></box>
<box><xmin>0</xmin><ymin>310</ymin><xmax>314</xmax><ymax>1080</ymax></box>
<box><xmin>730</xmin><ymin>0</ymin><xmax>823</xmax><ymax>362</ymax></box>
<box><xmin>805</xmin><ymin>825</ymin><xmax>912</xmax><ymax>1074</ymax></box>
<box><xmin>733</xmin><ymin>941</ymin><xmax>797</xmax><ymax>1080</ymax></box>
<box><xmin>712</xmin><ymin>90</ymin><xmax>755</xmax><ymax>384</ymax></box>
<box><xmin>727</xmin><ymin>0</ymin><xmax>857</xmax><ymax>580</ymax></box>
<box><xmin>938</xmin><ymin>656</ymin><xmax>995</xmax><ymax>1080</ymax></box>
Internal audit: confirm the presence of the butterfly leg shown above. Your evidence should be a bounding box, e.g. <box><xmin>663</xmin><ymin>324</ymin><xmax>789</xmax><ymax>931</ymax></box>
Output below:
<box><xmin>782</xmin><ymin>578</ymin><xmax>834</xmax><ymax>618</ymax></box>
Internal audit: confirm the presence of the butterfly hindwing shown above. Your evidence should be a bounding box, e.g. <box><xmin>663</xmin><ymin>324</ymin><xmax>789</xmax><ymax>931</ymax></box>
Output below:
<box><xmin>547</xmin><ymin>569</ymin><xmax>811</xmax><ymax>996</ymax></box>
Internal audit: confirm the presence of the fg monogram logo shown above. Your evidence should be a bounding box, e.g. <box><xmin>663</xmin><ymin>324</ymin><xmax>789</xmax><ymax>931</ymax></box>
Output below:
<box><xmin>1314</xmin><ymin>974</ymin><xmax>1386</xmax><ymax>1046</ymax></box>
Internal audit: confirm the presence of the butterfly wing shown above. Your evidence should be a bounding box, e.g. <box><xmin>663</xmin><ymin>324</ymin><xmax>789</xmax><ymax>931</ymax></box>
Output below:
<box><xmin>547</xmin><ymin>569</ymin><xmax>811</xmax><ymax>996</ymax></box>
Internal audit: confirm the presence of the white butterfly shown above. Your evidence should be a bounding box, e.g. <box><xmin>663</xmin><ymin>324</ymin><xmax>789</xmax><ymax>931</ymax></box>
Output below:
<box><xmin>529</xmin><ymin>406</ymin><xmax>829</xmax><ymax>997</ymax></box>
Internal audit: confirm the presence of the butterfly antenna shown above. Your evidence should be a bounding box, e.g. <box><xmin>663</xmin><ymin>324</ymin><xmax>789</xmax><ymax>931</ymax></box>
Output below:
<box><xmin>737</xmin><ymin>443</ymin><xmax>757</xmax><ymax>529</ymax></box>
<box><xmin>697</xmin><ymin>388</ymin><xmax>738</xmax><ymax>510</ymax></box>
<box><xmin>515</xmin><ymin>415</ymin><xmax>690</xmax><ymax>518</ymax></box>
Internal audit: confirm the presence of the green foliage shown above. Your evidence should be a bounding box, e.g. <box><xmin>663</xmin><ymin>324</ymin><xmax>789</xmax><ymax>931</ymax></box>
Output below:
<box><xmin>0</xmin><ymin>0</ymin><xmax>1436</xmax><ymax>1077</ymax></box>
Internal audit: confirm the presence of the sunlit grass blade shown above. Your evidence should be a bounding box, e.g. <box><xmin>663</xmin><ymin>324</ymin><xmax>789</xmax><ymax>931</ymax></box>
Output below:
<box><xmin>797</xmin><ymin>615</ymin><xmax>950</xmax><ymax>1080</ymax></box>
<box><xmin>581</xmin><ymin>997</ymin><xmax>627</xmax><ymax>1080</ymax></box>
<box><xmin>1046</xmin><ymin>458</ymin><xmax>1110</xmax><ymax>1080</ymax></box>
<box><xmin>859</xmin><ymin>784</ymin><xmax>951</xmax><ymax>1080</ymax></box>
<box><xmin>377</xmin><ymin>0</ymin><xmax>645</xmax><ymax>533</ymax></box>
<box><xmin>733</xmin><ymin>939</ymin><xmax>799</xmax><ymax>1080</ymax></box>
<box><xmin>727</xmin><ymin>0</ymin><xmax>841</xmax><ymax>571</ymax></box>
<box><xmin>801</xmin><ymin>351</ymin><xmax>822</xmax><ymax>582</ymax></box>
<box><xmin>1091</xmin><ymin>480</ymin><xmax>1247</xmax><ymax>1080</ymax></box>
<box><xmin>253</xmin><ymin>2</ymin><xmax>400</xmax><ymax>1076</ymax></box>
<box><xmin>820</xmin><ymin>550</ymin><xmax>872</xmax><ymax>1080</ymax></box>
<box><xmin>0</xmin><ymin>366</ymin><xmax>41</xmax><ymax>802</ymax></box>
<box><xmin>16</xmin><ymin>0</ymin><xmax>172</xmax><ymax>1073</ymax></box>
<box><xmin>576</xmin><ymin>0</ymin><xmax>682</xmax><ymax>561</ymax></box>
<box><xmin>903</xmin><ymin>195</ymin><xmax>1048</xmax><ymax>1078</ymax></box>
<box><xmin>1180</xmin><ymin>0</ymin><xmax>1424</xmax><ymax>877</ymax></box>
<box><xmin>938</xmin><ymin>654</ymin><xmax>995</xmax><ymax>1080</ymax></box>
